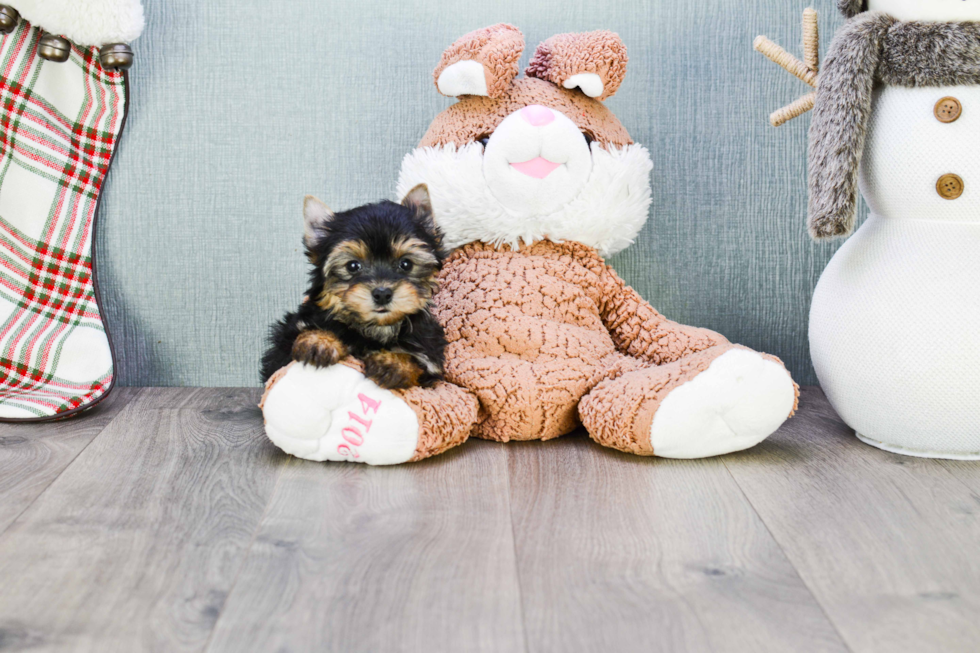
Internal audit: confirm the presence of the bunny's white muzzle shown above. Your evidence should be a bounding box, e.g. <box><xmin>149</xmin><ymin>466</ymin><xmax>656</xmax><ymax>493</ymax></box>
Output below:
<box><xmin>483</xmin><ymin>105</ymin><xmax>593</xmax><ymax>215</ymax></box>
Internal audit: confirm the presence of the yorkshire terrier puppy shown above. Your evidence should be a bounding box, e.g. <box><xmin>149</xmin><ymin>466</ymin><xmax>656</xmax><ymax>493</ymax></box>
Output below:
<box><xmin>261</xmin><ymin>185</ymin><xmax>447</xmax><ymax>389</ymax></box>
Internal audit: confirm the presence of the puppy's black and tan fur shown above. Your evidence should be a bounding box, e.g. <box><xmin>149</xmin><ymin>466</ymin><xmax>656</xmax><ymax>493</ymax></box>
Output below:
<box><xmin>261</xmin><ymin>185</ymin><xmax>447</xmax><ymax>389</ymax></box>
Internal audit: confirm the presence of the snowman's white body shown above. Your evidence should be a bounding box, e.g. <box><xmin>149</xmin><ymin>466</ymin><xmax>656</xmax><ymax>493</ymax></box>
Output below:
<box><xmin>810</xmin><ymin>81</ymin><xmax>980</xmax><ymax>458</ymax></box>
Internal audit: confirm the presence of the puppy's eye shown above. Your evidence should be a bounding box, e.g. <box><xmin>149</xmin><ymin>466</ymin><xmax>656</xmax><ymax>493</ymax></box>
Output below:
<box><xmin>583</xmin><ymin>132</ymin><xmax>594</xmax><ymax>146</ymax></box>
<box><xmin>478</xmin><ymin>137</ymin><xmax>490</xmax><ymax>148</ymax></box>
<box><xmin>399</xmin><ymin>258</ymin><xmax>414</xmax><ymax>273</ymax></box>
<box><xmin>345</xmin><ymin>261</ymin><xmax>362</xmax><ymax>274</ymax></box>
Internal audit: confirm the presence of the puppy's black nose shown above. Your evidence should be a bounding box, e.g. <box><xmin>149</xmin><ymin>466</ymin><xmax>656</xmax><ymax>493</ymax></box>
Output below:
<box><xmin>372</xmin><ymin>287</ymin><xmax>393</xmax><ymax>306</ymax></box>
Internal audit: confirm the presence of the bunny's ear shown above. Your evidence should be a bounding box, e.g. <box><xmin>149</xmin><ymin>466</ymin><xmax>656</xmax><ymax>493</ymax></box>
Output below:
<box><xmin>433</xmin><ymin>24</ymin><xmax>524</xmax><ymax>98</ymax></box>
<box><xmin>526</xmin><ymin>30</ymin><xmax>627</xmax><ymax>101</ymax></box>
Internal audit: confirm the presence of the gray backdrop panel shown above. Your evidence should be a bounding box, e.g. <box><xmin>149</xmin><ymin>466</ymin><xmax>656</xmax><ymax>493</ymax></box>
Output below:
<box><xmin>96</xmin><ymin>0</ymin><xmax>857</xmax><ymax>386</ymax></box>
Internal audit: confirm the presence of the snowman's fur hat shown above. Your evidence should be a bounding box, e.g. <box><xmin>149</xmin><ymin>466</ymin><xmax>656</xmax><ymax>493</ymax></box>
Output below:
<box><xmin>5</xmin><ymin>0</ymin><xmax>144</xmax><ymax>46</ymax></box>
<box><xmin>839</xmin><ymin>0</ymin><xmax>867</xmax><ymax>18</ymax></box>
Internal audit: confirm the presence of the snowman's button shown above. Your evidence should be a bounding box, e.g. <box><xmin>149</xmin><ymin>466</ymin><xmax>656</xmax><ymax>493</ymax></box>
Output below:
<box><xmin>937</xmin><ymin>174</ymin><xmax>964</xmax><ymax>200</ymax></box>
<box><xmin>935</xmin><ymin>97</ymin><xmax>962</xmax><ymax>123</ymax></box>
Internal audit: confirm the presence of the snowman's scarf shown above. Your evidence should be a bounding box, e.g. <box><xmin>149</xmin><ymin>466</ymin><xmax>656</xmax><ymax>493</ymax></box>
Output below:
<box><xmin>838</xmin><ymin>1</ymin><xmax>865</xmax><ymax>19</ymax></box>
<box><xmin>807</xmin><ymin>13</ymin><xmax>980</xmax><ymax>239</ymax></box>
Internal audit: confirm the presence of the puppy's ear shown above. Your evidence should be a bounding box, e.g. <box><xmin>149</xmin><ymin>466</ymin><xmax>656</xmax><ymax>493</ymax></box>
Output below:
<box><xmin>401</xmin><ymin>183</ymin><xmax>432</xmax><ymax>216</ymax></box>
<box><xmin>303</xmin><ymin>195</ymin><xmax>334</xmax><ymax>250</ymax></box>
<box><xmin>401</xmin><ymin>184</ymin><xmax>443</xmax><ymax>249</ymax></box>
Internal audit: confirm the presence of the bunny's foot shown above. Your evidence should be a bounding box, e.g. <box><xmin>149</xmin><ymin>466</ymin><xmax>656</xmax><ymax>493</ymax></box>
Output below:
<box><xmin>261</xmin><ymin>362</ymin><xmax>477</xmax><ymax>465</ymax></box>
<box><xmin>580</xmin><ymin>346</ymin><xmax>797</xmax><ymax>459</ymax></box>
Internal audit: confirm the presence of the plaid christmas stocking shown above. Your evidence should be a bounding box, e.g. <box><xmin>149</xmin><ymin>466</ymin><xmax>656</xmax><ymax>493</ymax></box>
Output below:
<box><xmin>0</xmin><ymin>20</ymin><xmax>128</xmax><ymax>420</ymax></box>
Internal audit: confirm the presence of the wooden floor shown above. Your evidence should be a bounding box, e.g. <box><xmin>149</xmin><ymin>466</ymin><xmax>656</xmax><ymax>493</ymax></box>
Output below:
<box><xmin>1</xmin><ymin>388</ymin><xmax>979</xmax><ymax>652</ymax></box>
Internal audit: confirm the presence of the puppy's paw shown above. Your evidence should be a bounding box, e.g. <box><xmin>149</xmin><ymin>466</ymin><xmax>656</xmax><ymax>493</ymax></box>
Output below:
<box><xmin>364</xmin><ymin>351</ymin><xmax>423</xmax><ymax>389</ymax></box>
<box><xmin>291</xmin><ymin>330</ymin><xmax>346</xmax><ymax>368</ymax></box>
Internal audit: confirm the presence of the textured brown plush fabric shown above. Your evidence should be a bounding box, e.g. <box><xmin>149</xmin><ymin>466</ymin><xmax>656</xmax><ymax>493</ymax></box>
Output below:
<box><xmin>580</xmin><ymin>344</ymin><xmax>737</xmax><ymax>455</ymax></box>
<box><xmin>526</xmin><ymin>30</ymin><xmax>628</xmax><ymax>101</ymax></box>
<box><xmin>402</xmin><ymin>382</ymin><xmax>480</xmax><ymax>461</ymax></box>
<box><xmin>433</xmin><ymin>24</ymin><xmax>525</xmax><ymax>99</ymax></box>
<box><xmin>432</xmin><ymin>239</ymin><xmax>733</xmax><ymax>448</ymax></box>
<box><xmin>419</xmin><ymin>77</ymin><xmax>633</xmax><ymax>149</ymax></box>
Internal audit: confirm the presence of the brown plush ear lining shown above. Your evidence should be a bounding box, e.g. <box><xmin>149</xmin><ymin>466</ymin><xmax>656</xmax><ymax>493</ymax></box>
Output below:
<box><xmin>525</xmin><ymin>30</ymin><xmax>627</xmax><ymax>101</ymax></box>
<box><xmin>433</xmin><ymin>23</ymin><xmax>524</xmax><ymax>99</ymax></box>
<box><xmin>839</xmin><ymin>0</ymin><xmax>867</xmax><ymax>18</ymax></box>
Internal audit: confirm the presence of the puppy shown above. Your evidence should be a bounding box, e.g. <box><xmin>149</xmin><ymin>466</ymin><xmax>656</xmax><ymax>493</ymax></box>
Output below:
<box><xmin>261</xmin><ymin>185</ymin><xmax>447</xmax><ymax>389</ymax></box>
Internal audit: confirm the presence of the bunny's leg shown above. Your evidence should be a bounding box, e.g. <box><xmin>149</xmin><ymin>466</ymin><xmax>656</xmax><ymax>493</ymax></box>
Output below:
<box><xmin>261</xmin><ymin>360</ymin><xmax>478</xmax><ymax>465</ymax></box>
<box><xmin>580</xmin><ymin>346</ymin><xmax>797</xmax><ymax>458</ymax></box>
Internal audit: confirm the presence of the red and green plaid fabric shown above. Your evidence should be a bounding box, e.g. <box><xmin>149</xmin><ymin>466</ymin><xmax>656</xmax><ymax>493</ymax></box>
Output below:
<box><xmin>0</xmin><ymin>21</ymin><xmax>127</xmax><ymax>420</ymax></box>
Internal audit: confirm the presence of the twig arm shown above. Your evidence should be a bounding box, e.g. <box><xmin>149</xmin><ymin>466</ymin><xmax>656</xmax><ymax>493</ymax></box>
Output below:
<box><xmin>803</xmin><ymin>8</ymin><xmax>820</xmax><ymax>71</ymax></box>
<box><xmin>770</xmin><ymin>92</ymin><xmax>816</xmax><ymax>127</ymax></box>
<box><xmin>753</xmin><ymin>36</ymin><xmax>818</xmax><ymax>88</ymax></box>
<box><xmin>754</xmin><ymin>9</ymin><xmax>822</xmax><ymax>127</ymax></box>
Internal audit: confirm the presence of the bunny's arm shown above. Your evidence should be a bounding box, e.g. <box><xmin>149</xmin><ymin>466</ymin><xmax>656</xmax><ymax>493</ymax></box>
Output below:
<box><xmin>598</xmin><ymin>266</ymin><xmax>725</xmax><ymax>366</ymax></box>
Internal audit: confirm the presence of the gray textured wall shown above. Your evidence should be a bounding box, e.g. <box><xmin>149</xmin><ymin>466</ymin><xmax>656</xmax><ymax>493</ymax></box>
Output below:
<box><xmin>97</xmin><ymin>0</ymin><xmax>856</xmax><ymax>387</ymax></box>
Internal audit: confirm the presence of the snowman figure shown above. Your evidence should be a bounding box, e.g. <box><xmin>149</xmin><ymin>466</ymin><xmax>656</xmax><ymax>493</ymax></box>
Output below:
<box><xmin>764</xmin><ymin>0</ymin><xmax>980</xmax><ymax>458</ymax></box>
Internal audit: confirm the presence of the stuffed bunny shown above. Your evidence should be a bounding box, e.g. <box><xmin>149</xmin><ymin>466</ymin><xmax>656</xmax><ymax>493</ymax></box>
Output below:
<box><xmin>808</xmin><ymin>0</ymin><xmax>980</xmax><ymax>457</ymax></box>
<box><xmin>261</xmin><ymin>25</ymin><xmax>798</xmax><ymax>465</ymax></box>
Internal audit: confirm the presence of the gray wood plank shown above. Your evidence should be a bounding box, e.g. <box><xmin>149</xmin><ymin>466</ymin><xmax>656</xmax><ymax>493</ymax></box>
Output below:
<box><xmin>507</xmin><ymin>433</ymin><xmax>847</xmax><ymax>653</ymax></box>
<box><xmin>937</xmin><ymin>459</ymin><xmax>980</xmax><ymax>496</ymax></box>
<box><xmin>0</xmin><ymin>388</ymin><xmax>283</xmax><ymax>653</ymax></box>
<box><xmin>128</xmin><ymin>387</ymin><xmax>263</xmax><ymax>411</ymax></box>
<box><xmin>725</xmin><ymin>387</ymin><xmax>980</xmax><ymax>653</ymax></box>
<box><xmin>0</xmin><ymin>388</ymin><xmax>141</xmax><ymax>535</ymax></box>
<box><xmin>206</xmin><ymin>439</ymin><xmax>526</xmax><ymax>653</ymax></box>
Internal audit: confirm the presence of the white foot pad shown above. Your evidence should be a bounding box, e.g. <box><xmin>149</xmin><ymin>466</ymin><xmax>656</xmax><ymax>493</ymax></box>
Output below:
<box><xmin>650</xmin><ymin>349</ymin><xmax>795</xmax><ymax>459</ymax></box>
<box><xmin>262</xmin><ymin>364</ymin><xmax>419</xmax><ymax>465</ymax></box>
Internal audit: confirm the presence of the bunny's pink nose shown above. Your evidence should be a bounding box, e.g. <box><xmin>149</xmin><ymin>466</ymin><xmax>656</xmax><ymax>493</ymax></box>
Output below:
<box><xmin>521</xmin><ymin>105</ymin><xmax>555</xmax><ymax>127</ymax></box>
